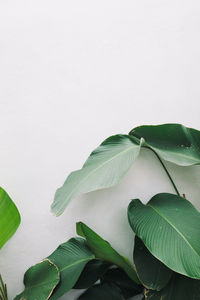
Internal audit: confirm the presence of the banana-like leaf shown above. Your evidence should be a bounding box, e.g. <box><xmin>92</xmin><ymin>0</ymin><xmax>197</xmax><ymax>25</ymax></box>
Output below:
<box><xmin>52</xmin><ymin>134</ymin><xmax>141</xmax><ymax>215</ymax></box>
<box><xmin>128</xmin><ymin>193</ymin><xmax>200</xmax><ymax>279</ymax></box>
<box><xmin>74</xmin><ymin>260</ymin><xmax>110</xmax><ymax>289</ymax></box>
<box><xmin>0</xmin><ymin>187</ymin><xmax>21</xmax><ymax>249</ymax></box>
<box><xmin>134</xmin><ymin>236</ymin><xmax>172</xmax><ymax>290</ymax></box>
<box><xmin>76</xmin><ymin>222</ymin><xmax>140</xmax><ymax>284</ymax></box>
<box><xmin>145</xmin><ymin>274</ymin><xmax>200</xmax><ymax>300</ymax></box>
<box><xmin>103</xmin><ymin>268</ymin><xmax>143</xmax><ymax>299</ymax></box>
<box><xmin>14</xmin><ymin>259</ymin><xmax>60</xmax><ymax>300</ymax></box>
<box><xmin>48</xmin><ymin>238</ymin><xmax>95</xmax><ymax>300</ymax></box>
<box><xmin>78</xmin><ymin>282</ymin><xmax>124</xmax><ymax>300</ymax></box>
<box><xmin>129</xmin><ymin>124</ymin><xmax>200</xmax><ymax>166</ymax></box>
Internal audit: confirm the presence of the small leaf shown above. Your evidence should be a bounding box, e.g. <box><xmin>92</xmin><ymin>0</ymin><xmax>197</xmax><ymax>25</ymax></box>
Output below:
<box><xmin>52</xmin><ymin>134</ymin><xmax>141</xmax><ymax>215</ymax></box>
<box><xmin>14</xmin><ymin>259</ymin><xmax>60</xmax><ymax>300</ymax></box>
<box><xmin>78</xmin><ymin>282</ymin><xmax>124</xmax><ymax>300</ymax></box>
<box><xmin>0</xmin><ymin>187</ymin><xmax>21</xmax><ymax>248</ymax></box>
<box><xmin>76</xmin><ymin>222</ymin><xmax>140</xmax><ymax>284</ymax></box>
<box><xmin>128</xmin><ymin>193</ymin><xmax>200</xmax><ymax>279</ymax></box>
<box><xmin>103</xmin><ymin>268</ymin><xmax>143</xmax><ymax>299</ymax></box>
<box><xmin>134</xmin><ymin>236</ymin><xmax>172</xmax><ymax>290</ymax></box>
<box><xmin>74</xmin><ymin>260</ymin><xmax>110</xmax><ymax>289</ymax></box>
<box><xmin>145</xmin><ymin>274</ymin><xmax>200</xmax><ymax>300</ymax></box>
<box><xmin>48</xmin><ymin>238</ymin><xmax>95</xmax><ymax>300</ymax></box>
<box><xmin>129</xmin><ymin>123</ymin><xmax>200</xmax><ymax>166</ymax></box>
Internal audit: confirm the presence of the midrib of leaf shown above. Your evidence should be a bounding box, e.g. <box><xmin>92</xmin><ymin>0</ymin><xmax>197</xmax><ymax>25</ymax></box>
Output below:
<box><xmin>151</xmin><ymin>147</ymin><xmax>200</xmax><ymax>163</ymax></box>
<box><xmin>56</xmin><ymin>142</ymin><xmax>139</xmax><ymax>204</ymax></box>
<box><xmin>148</xmin><ymin>204</ymin><xmax>200</xmax><ymax>260</ymax></box>
<box><xmin>58</xmin><ymin>255</ymin><xmax>95</xmax><ymax>272</ymax></box>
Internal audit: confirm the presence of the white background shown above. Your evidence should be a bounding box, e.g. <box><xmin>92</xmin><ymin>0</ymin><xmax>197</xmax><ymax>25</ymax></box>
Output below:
<box><xmin>0</xmin><ymin>1</ymin><xmax>200</xmax><ymax>299</ymax></box>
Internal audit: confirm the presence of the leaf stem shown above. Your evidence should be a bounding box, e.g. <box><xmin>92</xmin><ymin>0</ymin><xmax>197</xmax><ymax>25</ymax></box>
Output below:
<box><xmin>143</xmin><ymin>146</ymin><xmax>180</xmax><ymax>196</ymax></box>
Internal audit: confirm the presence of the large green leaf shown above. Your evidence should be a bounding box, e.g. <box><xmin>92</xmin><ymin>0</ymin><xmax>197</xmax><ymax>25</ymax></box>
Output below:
<box><xmin>48</xmin><ymin>238</ymin><xmax>95</xmax><ymax>300</ymax></box>
<box><xmin>0</xmin><ymin>187</ymin><xmax>21</xmax><ymax>248</ymax></box>
<box><xmin>128</xmin><ymin>193</ymin><xmax>200</xmax><ymax>279</ymax></box>
<box><xmin>145</xmin><ymin>274</ymin><xmax>200</xmax><ymax>300</ymax></box>
<box><xmin>134</xmin><ymin>236</ymin><xmax>172</xmax><ymax>290</ymax></box>
<box><xmin>129</xmin><ymin>123</ymin><xmax>200</xmax><ymax>166</ymax></box>
<box><xmin>14</xmin><ymin>259</ymin><xmax>60</xmax><ymax>300</ymax></box>
<box><xmin>78</xmin><ymin>282</ymin><xmax>124</xmax><ymax>300</ymax></box>
<box><xmin>51</xmin><ymin>134</ymin><xmax>141</xmax><ymax>215</ymax></box>
<box><xmin>74</xmin><ymin>260</ymin><xmax>110</xmax><ymax>289</ymax></box>
<box><xmin>76</xmin><ymin>222</ymin><xmax>140</xmax><ymax>284</ymax></box>
<box><xmin>103</xmin><ymin>267</ymin><xmax>143</xmax><ymax>299</ymax></box>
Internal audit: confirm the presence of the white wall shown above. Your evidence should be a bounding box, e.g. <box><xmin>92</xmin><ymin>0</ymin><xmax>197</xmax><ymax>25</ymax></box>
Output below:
<box><xmin>0</xmin><ymin>1</ymin><xmax>200</xmax><ymax>299</ymax></box>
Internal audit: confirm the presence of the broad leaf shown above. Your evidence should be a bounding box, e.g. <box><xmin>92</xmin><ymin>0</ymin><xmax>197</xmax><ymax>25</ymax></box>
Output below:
<box><xmin>78</xmin><ymin>282</ymin><xmax>124</xmax><ymax>300</ymax></box>
<box><xmin>128</xmin><ymin>193</ymin><xmax>200</xmax><ymax>279</ymax></box>
<box><xmin>0</xmin><ymin>187</ymin><xmax>21</xmax><ymax>248</ymax></box>
<box><xmin>129</xmin><ymin>123</ymin><xmax>200</xmax><ymax>166</ymax></box>
<box><xmin>52</xmin><ymin>134</ymin><xmax>141</xmax><ymax>215</ymax></box>
<box><xmin>48</xmin><ymin>238</ymin><xmax>95</xmax><ymax>300</ymax></box>
<box><xmin>76</xmin><ymin>222</ymin><xmax>140</xmax><ymax>284</ymax></box>
<box><xmin>103</xmin><ymin>267</ymin><xmax>143</xmax><ymax>299</ymax></box>
<box><xmin>145</xmin><ymin>274</ymin><xmax>200</xmax><ymax>300</ymax></box>
<box><xmin>14</xmin><ymin>259</ymin><xmax>60</xmax><ymax>300</ymax></box>
<box><xmin>134</xmin><ymin>236</ymin><xmax>172</xmax><ymax>290</ymax></box>
<box><xmin>74</xmin><ymin>260</ymin><xmax>110</xmax><ymax>289</ymax></box>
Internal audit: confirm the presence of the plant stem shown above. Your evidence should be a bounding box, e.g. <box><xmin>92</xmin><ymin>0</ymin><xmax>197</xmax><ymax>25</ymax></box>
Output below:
<box><xmin>143</xmin><ymin>146</ymin><xmax>181</xmax><ymax>196</ymax></box>
<box><xmin>0</xmin><ymin>275</ymin><xmax>7</xmax><ymax>300</ymax></box>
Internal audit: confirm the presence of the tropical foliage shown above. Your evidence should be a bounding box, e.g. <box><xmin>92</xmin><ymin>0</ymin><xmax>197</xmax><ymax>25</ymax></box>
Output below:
<box><xmin>15</xmin><ymin>124</ymin><xmax>200</xmax><ymax>299</ymax></box>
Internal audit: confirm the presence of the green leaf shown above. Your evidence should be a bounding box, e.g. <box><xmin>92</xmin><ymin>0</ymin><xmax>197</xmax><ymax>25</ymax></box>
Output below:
<box><xmin>134</xmin><ymin>236</ymin><xmax>172</xmax><ymax>290</ymax></box>
<box><xmin>76</xmin><ymin>222</ymin><xmax>140</xmax><ymax>284</ymax></box>
<box><xmin>0</xmin><ymin>187</ymin><xmax>21</xmax><ymax>248</ymax></box>
<box><xmin>74</xmin><ymin>260</ymin><xmax>110</xmax><ymax>289</ymax></box>
<box><xmin>145</xmin><ymin>274</ymin><xmax>200</xmax><ymax>300</ymax></box>
<box><xmin>78</xmin><ymin>282</ymin><xmax>124</xmax><ymax>300</ymax></box>
<box><xmin>52</xmin><ymin>134</ymin><xmax>141</xmax><ymax>215</ymax></box>
<box><xmin>128</xmin><ymin>193</ymin><xmax>200</xmax><ymax>279</ymax></box>
<box><xmin>48</xmin><ymin>238</ymin><xmax>95</xmax><ymax>300</ymax></box>
<box><xmin>129</xmin><ymin>123</ymin><xmax>200</xmax><ymax>166</ymax></box>
<box><xmin>14</xmin><ymin>259</ymin><xmax>60</xmax><ymax>300</ymax></box>
<box><xmin>103</xmin><ymin>268</ymin><xmax>143</xmax><ymax>299</ymax></box>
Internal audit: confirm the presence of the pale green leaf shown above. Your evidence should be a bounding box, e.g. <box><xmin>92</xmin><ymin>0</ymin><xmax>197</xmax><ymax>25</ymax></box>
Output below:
<box><xmin>52</xmin><ymin>134</ymin><xmax>141</xmax><ymax>215</ymax></box>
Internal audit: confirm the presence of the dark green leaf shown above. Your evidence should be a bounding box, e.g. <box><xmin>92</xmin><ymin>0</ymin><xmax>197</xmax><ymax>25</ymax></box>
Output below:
<box><xmin>134</xmin><ymin>236</ymin><xmax>172</xmax><ymax>290</ymax></box>
<box><xmin>52</xmin><ymin>134</ymin><xmax>141</xmax><ymax>215</ymax></box>
<box><xmin>74</xmin><ymin>260</ymin><xmax>110</xmax><ymax>289</ymax></box>
<box><xmin>128</xmin><ymin>193</ymin><xmax>200</xmax><ymax>279</ymax></box>
<box><xmin>0</xmin><ymin>187</ymin><xmax>21</xmax><ymax>248</ymax></box>
<box><xmin>103</xmin><ymin>268</ymin><xmax>143</xmax><ymax>299</ymax></box>
<box><xmin>14</xmin><ymin>259</ymin><xmax>60</xmax><ymax>300</ymax></box>
<box><xmin>129</xmin><ymin>123</ymin><xmax>200</xmax><ymax>166</ymax></box>
<box><xmin>76</xmin><ymin>222</ymin><xmax>140</xmax><ymax>284</ymax></box>
<box><xmin>78</xmin><ymin>282</ymin><xmax>124</xmax><ymax>300</ymax></box>
<box><xmin>145</xmin><ymin>274</ymin><xmax>200</xmax><ymax>300</ymax></box>
<box><xmin>48</xmin><ymin>238</ymin><xmax>95</xmax><ymax>300</ymax></box>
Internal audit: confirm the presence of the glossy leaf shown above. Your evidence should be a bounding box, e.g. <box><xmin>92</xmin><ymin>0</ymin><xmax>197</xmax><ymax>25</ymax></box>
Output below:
<box><xmin>145</xmin><ymin>274</ymin><xmax>200</xmax><ymax>300</ymax></box>
<box><xmin>74</xmin><ymin>260</ymin><xmax>110</xmax><ymax>289</ymax></box>
<box><xmin>128</xmin><ymin>193</ymin><xmax>200</xmax><ymax>279</ymax></box>
<box><xmin>52</xmin><ymin>134</ymin><xmax>141</xmax><ymax>215</ymax></box>
<box><xmin>0</xmin><ymin>187</ymin><xmax>21</xmax><ymax>248</ymax></box>
<box><xmin>76</xmin><ymin>222</ymin><xmax>140</xmax><ymax>284</ymax></box>
<box><xmin>78</xmin><ymin>282</ymin><xmax>124</xmax><ymax>300</ymax></box>
<box><xmin>103</xmin><ymin>268</ymin><xmax>143</xmax><ymax>299</ymax></box>
<box><xmin>14</xmin><ymin>259</ymin><xmax>60</xmax><ymax>300</ymax></box>
<box><xmin>48</xmin><ymin>238</ymin><xmax>95</xmax><ymax>300</ymax></box>
<box><xmin>129</xmin><ymin>123</ymin><xmax>200</xmax><ymax>166</ymax></box>
<box><xmin>134</xmin><ymin>236</ymin><xmax>172</xmax><ymax>290</ymax></box>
